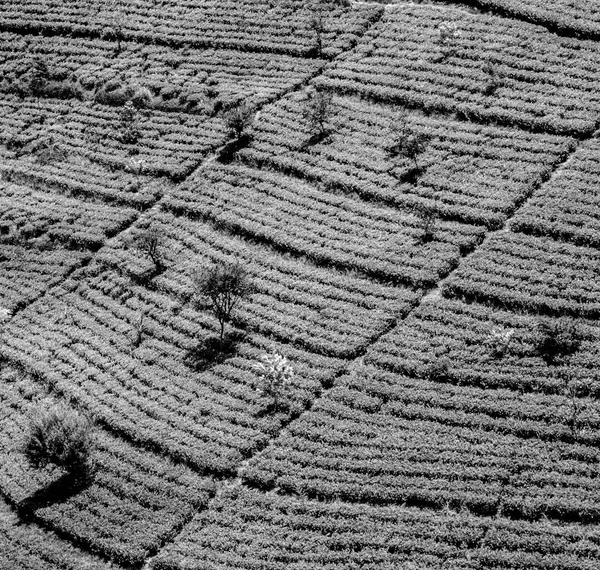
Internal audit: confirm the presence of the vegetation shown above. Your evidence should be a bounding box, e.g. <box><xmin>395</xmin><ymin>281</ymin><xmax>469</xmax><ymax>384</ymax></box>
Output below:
<box><xmin>193</xmin><ymin>262</ymin><xmax>252</xmax><ymax>350</ymax></box>
<box><xmin>22</xmin><ymin>403</ymin><xmax>95</xmax><ymax>486</ymax></box>
<box><xmin>302</xmin><ymin>86</ymin><xmax>333</xmax><ymax>142</ymax></box>
<box><xmin>535</xmin><ymin>317</ymin><xmax>582</xmax><ymax>365</ymax></box>
<box><xmin>131</xmin><ymin>225</ymin><xmax>165</xmax><ymax>274</ymax></box>
<box><xmin>222</xmin><ymin>102</ymin><xmax>254</xmax><ymax>140</ymax></box>
<box><xmin>255</xmin><ymin>351</ymin><xmax>294</xmax><ymax>412</ymax></box>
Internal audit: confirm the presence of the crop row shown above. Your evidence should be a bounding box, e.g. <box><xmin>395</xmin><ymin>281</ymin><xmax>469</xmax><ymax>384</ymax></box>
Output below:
<box><xmin>0</xmin><ymin>495</ymin><xmax>115</xmax><ymax>570</ymax></box>
<box><xmin>97</xmin><ymin>211</ymin><xmax>420</xmax><ymax>357</ymax></box>
<box><xmin>0</xmin><ymin>95</ymin><xmax>227</xmax><ymax>179</ymax></box>
<box><xmin>0</xmin><ymin>0</ymin><xmax>383</xmax><ymax>58</ymax></box>
<box><xmin>437</xmin><ymin>0</ymin><xmax>600</xmax><ymax>39</ymax></box>
<box><xmin>0</xmin><ymin>366</ymin><xmax>213</xmax><ymax>566</ymax></box>
<box><xmin>443</xmin><ymin>231</ymin><xmax>600</xmax><ymax>317</ymax></box>
<box><xmin>368</xmin><ymin>296</ymin><xmax>600</xmax><ymax>395</ymax></box>
<box><xmin>240</xmin><ymin>93</ymin><xmax>575</xmax><ymax>228</ymax></box>
<box><xmin>243</xmin><ymin>371</ymin><xmax>600</xmax><ymax>523</ymax></box>
<box><xmin>0</xmin><ymin>244</ymin><xmax>88</xmax><ymax>315</ymax></box>
<box><xmin>0</xmin><ymin>180</ymin><xmax>137</xmax><ymax>249</ymax></box>
<box><xmin>317</xmin><ymin>5</ymin><xmax>600</xmax><ymax>136</ymax></box>
<box><xmin>164</xmin><ymin>161</ymin><xmax>485</xmax><ymax>288</ymax></box>
<box><xmin>0</xmin><ymin>265</ymin><xmax>346</xmax><ymax>474</ymax></box>
<box><xmin>152</xmin><ymin>485</ymin><xmax>600</xmax><ymax>570</ymax></box>
<box><xmin>0</xmin><ymin>32</ymin><xmax>323</xmax><ymax>113</ymax></box>
<box><xmin>0</xmin><ymin>149</ymin><xmax>163</xmax><ymax>209</ymax></box>
<box><xmin>511</xmin><ymin>137</ymin><xmax>600</xmax><ymax>248</ymax></box>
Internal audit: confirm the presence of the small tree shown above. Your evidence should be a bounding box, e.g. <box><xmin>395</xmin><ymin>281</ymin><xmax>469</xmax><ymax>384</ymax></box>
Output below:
<box><xmin>302</xmin><ymin>86</ymin><xmax>333</xmax><ymax>141</ymax></box>
<box><xmin>387</xmin><ymin>124</ymin><xmax>431</xmax><ymax>171</ymax></box>
<box><xmin>193</xmin><ymin>262</ymin><xmax>252</xmax><ymax>349</ymax></box>
<box><xmin>131</xmin><ymin>225</ymin><xmax>165</xmax><ymax>273</ymax></box>
<box><xmin>536</xmin><ymin>317</ymin><xmax>582</xmax><ymax>365</ymax></box>
<box><xmin>255</xmin><ymin>351</ymin><xmax>294</xmax><ymax>412</ymax></box>
<box><xmin>222</xmin><ymin>102</ymin><xmax>254</xmax><ymax>140</ymax></box>
<box><xmin>22</xmin><ymin>403</ymin><xmax>95</xmax><ymax>486</ymax></box>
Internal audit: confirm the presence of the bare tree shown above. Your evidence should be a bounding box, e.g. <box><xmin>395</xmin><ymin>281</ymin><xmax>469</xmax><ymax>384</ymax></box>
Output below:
<box><xmin>193</xmin><ymin>262</ymin><xmax>253</xmax><ymax>349</ymax></box>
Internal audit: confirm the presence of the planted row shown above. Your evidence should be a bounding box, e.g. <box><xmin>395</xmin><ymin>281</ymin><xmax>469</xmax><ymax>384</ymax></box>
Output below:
<box><xmin>240</xmin><ymin>93</ymin><xmax>575</xmax><ymax>228</ymax></box>
<box><xmin>243</xmin><ymin>367</ymin><xmax>600</xmax><ymax>523</ymax></box>
<box><xmin>511</xmin><ymin>137</ymin><xmax>600</xmax><ymax>248</ymax></box>
<box><xmin>318</xmin><ymin>4</ymin><xmax>600</xmax><ymax>135</ymax></box>
<box><xmin>0</xmin><ymin>32</ymin><xmax>323</xmax><ymax>113</ymax></box>
<box><xmin>0</xmin><ymin>180</ymin><xmax>138</xmax><ymax>249</ymax></box>
<box><xmin>153</xmin><ymin>485</ymin><xmax>600</xmax><ymax>570</ymax></box>
<box><xmin>165</xmin><ymin>161</ymin><xmax>484</xmax><ymax>288</ymax></box>
<box><xmin>0</xmin><ymin>0</ymin><xmax>383</xmax><ymax>58</ymax></box>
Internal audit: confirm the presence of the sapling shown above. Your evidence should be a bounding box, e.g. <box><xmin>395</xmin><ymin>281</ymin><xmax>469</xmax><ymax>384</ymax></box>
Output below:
<box><xmin>436</xmin><ymin>21</ymin><xmax>462</xmax><ymax>56</ymax></box>
<box><xmin>302</xmin><ymin>86</ymin><xmax>333</xmax><ymax>142</ymax></box>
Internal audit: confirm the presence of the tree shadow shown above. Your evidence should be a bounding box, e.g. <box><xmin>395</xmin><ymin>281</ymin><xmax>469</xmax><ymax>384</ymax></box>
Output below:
<box><xmin>16</xmin><ymin>472</ymin><xmax>91</xmax><ymax>521</ymax></box>
<box><xmin>185</xmin><ymin>330</ymin><xmax>246</xmax><ymax>372</ymax></box>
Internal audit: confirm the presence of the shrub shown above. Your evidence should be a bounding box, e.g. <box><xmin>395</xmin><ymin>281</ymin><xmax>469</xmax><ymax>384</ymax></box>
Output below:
<box><xmin>436</xmin><ymin>21</ymin><xmax>462</xmax><ymax>47</ymax></box>
<box><xmin>302</xmin><ymin>86</ymin><xmax>333</xmax><ymax>142</ymax></box>
<box><xmin>255</xmin><ymin>351</ymin><xmax>294</xmax><ymax>412</ymax></box>
<box><xmin>536</xmin><ymin>317</ymin><xmax>582</xmax><ymax>365</ymax></box>
<box><xmin>28</xmin><ymin>56</ymin><xmax>49</xmax><ymax>96</ymax></box>
<box><xmin>222</xmin><ymin>102</ymin><xmax>254</xmax><ymax>140</ymax></box>
<box><xmin>193</xmin><ymin>262</ymin><xmax>253</xmax><ymax>349</ymax></box>
<box><xmin>22</xmin><ymin>403</ymin><xmax>95</xmax><ymax>486</ymax></box>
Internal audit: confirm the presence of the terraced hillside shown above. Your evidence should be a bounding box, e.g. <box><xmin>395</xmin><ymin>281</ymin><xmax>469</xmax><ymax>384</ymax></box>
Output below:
<box><xmin>0</xmin><ymin>0</ymin><xmax>599</xmax><ymax>568</ymax></box>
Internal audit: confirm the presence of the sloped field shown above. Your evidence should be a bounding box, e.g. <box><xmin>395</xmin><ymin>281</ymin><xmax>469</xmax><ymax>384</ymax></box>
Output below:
<box><xmin>0</xmin><ymin>0</ymin><xmax>599</xmax><ymax>569</ymax></box>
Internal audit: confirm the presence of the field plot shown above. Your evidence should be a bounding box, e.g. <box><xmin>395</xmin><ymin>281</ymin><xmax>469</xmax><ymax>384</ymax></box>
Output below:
<box><xmin>152</xmin><ymin>487</ymin><xmax>600</xmax><ymax>570</ymax></box>
<box><xmin>240</xmin><ymin>94</ymin><xmax>575</xmax><ymax>228</ymax></box>
<box><xmin>165</xmin><ymin>162</ymin><xmax>485</xmax><ymax>288</ymax></box>
<box><xmin>0</xmin><ymin>32</ymin><xmax>324</xmax><ymax>112</ymax></box>
<box><xmin>0</xmin><ymin>96</ymin><xmax>227</xmax><ymax>179</ymax></box>
<box><xmin>443</xmin><ymin>232</ymin><xmax>600</xmax><ymax>317</ymax></box>
<box><xmin>0</xmin><ymin>496</ymin><xmax>116</xmax><ymax>570</ymax></box>
<box><xmin>0</xmin><ymin>0</ymin><xmax>383</xmax><ymax>58</ymax></box>
<box><xmin>0</xmin><ymin>245</ymin><xmax>88</xmax><ymax>316</ymax></box>
<box><xmin>317</xmin><ymin>4</ymin><xmax>600</xmax><ymax>135</ymax></box>
<box><xmin>511</xmin><ymin>137</ymin><xmax>600</xmax><ymax>248</ymax></box>
<box><xmin>437</xmin><ymin>0</ymin><xmax>600</xmax><ymax>38</ymax></box>
<box><xmin>242</xmin><ymin>363</ymin><xmax>600</xmax><ymax>523</ymax></box>
<box><xmin>0</xmin><ymin>180</ymin><xmax>137</xmax><ymax>249</ymax></box>
<box><xmin>0</xmin><ymin>367</ymin><xmax>214</xmax><ymax>566</ymax></box>
<box><xmin>368</xmin><ymin>296</ymin><xmax>600</xmax><ymax>396</ymax></box>
<box><xmin>0</xmin><ymin>151</ymin><xmax>163</xmax><ymax>209</ymax></box>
